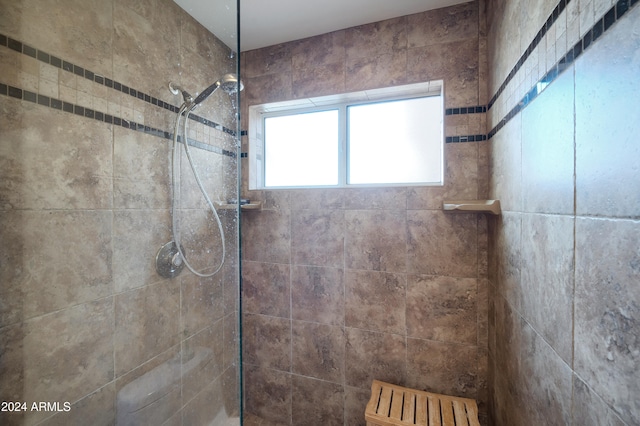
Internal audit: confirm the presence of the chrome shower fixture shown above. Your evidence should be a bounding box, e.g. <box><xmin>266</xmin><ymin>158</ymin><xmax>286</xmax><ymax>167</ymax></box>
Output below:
<box><xmin>168</xmin><ymin>82</ymin><xmax>193</xmax><ymax>105</ymax></box>
<box><xmin>191</xmin><ymin>73</ymin><xmax>244</xmax><ymax>109</ymax></box>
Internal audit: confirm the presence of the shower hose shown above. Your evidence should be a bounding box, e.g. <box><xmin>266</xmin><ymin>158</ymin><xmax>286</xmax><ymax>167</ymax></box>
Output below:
<box><xmin>170</xmin><ymin>103</ymin><xmax>226</xmax><ymax>277</ymax></box>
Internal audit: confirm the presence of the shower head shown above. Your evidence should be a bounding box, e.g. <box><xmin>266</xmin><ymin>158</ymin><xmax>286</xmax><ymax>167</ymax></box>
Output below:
<box><xmin>191</xmin><ymin>73</ymin><xmax>243</xmax><ymax>109</ymax></box>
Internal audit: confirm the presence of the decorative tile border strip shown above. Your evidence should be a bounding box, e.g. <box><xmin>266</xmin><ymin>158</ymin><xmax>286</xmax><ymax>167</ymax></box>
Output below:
<box><xmin>487</xmin><ymin>0</ymin><xmax>637</xmax><ymax>139</ymax></box>
<box><xmin>445</xmin><ymin>105</ymin><xmax>487</xmax><ymax>115</ymax></box>
<box><xmin>0</xmin><ymin>81</ymin><xmax>236</xmax><ymax>158</ymax></box>
<box><xmin>0</xmin><ymin>32</ymin><xmax>238</xmax><ymax>137</ymax></box>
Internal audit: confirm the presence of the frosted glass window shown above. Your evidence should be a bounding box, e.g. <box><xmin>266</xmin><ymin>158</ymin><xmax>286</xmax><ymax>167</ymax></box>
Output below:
<box><xmin>264</xmin><ymin>110</ymin><xmax>339</xmax><ymax>187</ymax></box>
<box><xmin>348</xmin><ymin>97</ymin><xmax>442</xmax><ymax>184</ymax></box>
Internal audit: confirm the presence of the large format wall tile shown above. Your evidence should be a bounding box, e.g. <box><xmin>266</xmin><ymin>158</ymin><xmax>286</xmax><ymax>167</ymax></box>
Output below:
<box><xmin>291</xmin><ymin>209</ymin><xmax>345</xmax><ymax>268</ymax></box>
<box><xmin>291</xmin><ymin>265</ymin><xmax>344</xmax><ymax>325</ymax></box>
<box><xmin>575</xmin><ymin>217</ymin><xmax>640</xmax><ymax>424</ymax></box>
<box><xmin>0</xmin><ymin>99</ymin><xmax>113</xmax><ymax>210</ymax></box>
<box><xmin>22</xmin><ymin>298</ymin><xmax>115</xmax><ymax>425</ymax></box>
<box><xmin>292</xmin><ymin>321</ymin><xmax>345</xmax><ymax>383</ymax></box>
<box><xmin>242</xmin><ymin>261</ymin><xmax>290</xmax><ymax>318</ymax></box>
<box><xmin>345</xmin><ymin>269</ymin><xmax>406</xmax><ymax>334</ymax></box>
<box><xmin>521</xmin><ymin>68</ymin><xmax>575</xmax><ymax>215</ymax></box>
<box><xmin>406</xmin><ymin>275</ymin><xmax>477</xmax><ymax>345</ymax></box>
<box><xmin>114</xmin><ymin>282</ymin><xmax>180</xmax><ymax>376</ymax></box>
<box><xmin>292</xmin><ymin>376</ymin><xmax>344</xmax><ymax>426</ymax></box>
<box><xmin>520</xmin><ymin>213</ymin><xmax>574</xmax><ymax>363</ymax></box>
<box><xmin>575</xmin><ymin>4</ymin><xmax>640</xmax><ymax>218</ymax></box>
<box><xmin>407</xmin><ymin>210</ymin><xmax>478</xmax><ymax>277</ymax></box>
<box><xmin>0</xmin><ymin>210</ymin><xmax>113</xmax><ymax>326</ymax></box>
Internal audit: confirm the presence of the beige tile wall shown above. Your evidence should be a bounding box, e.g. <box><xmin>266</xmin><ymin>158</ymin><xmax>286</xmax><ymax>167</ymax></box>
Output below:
<box><xmin>0</xmin><ymin>0</ymin><xmax>240</xmax><ymax>424</ymax></box>
<box><xmin>487</xmin><ymin>0</ymin><xmax>640</xmax><ymax>424</ymax></box>
<box><xmin>240</xmin><ymin>2</ymin><xmax>490</xmax><ymax>425</ymax></box>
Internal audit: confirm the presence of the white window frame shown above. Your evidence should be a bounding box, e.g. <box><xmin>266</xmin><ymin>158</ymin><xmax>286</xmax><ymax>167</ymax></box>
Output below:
<box><xmin>247</xmin><ymin>81</ymin><xmax>444</xmax><ymax>190</ymax></box>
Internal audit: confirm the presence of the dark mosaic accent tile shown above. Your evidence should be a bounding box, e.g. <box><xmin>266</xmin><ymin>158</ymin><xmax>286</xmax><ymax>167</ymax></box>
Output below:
<box><xmin>50</xmin><ymin>55</ymin><xmax>62</xmax><ymax>68</ymax></box>
<box><xmin>85</xmin><ymin>69</ymin><xmax>94</xmax><ymax>81</ymax></box>
<box><xmin>592</xmin><ymin>18</ymin><xmax>604</xmax><ymax>42</ymax></box>
<box><xmin>37</xmin><ymin>94</ymin><xmax>50</xmax><ymax>106</ymax></box>
<box><xmin>8</xmin><ymin>38</ymin><xmax>21</xmax><ymax>52</ymax></box>
<box><xmin>129</xmin><ymin>88</ymin><xmax>137</xmax><ymax>98</ymax></box>
<box><xmin>105</xmin><ymin>114</ymin><xmax>113</xmax><ymax>124</ymax></box>
<box><xmin>63</xmin><ymin>102</ymin><xmax>73</xmax><ymax>113</ymax></box>
<box><xmin>8</xmin><ymin>86</ymin><xmax>22</xmax><ymax>99</ymax></box>
<box><xmin>37</xmin><ymin>50</ymin><xmax>49</xmax><ymax>63</ymax></box>
<box><xmin>23</xmin><ymin>43</ymin><xmax>36</xmax><ymax>58</ymax></box>
<box><xmin>62</xmin><ymin>61</ymin><xmax>73</xmax><ymax>72</ymax></box>
<box><xmin>94</xmin><ymin>75</ymin><xmax>104</xmax><ymax>85</ymax></box>
<box><xmin>604</xmin><ymin>7</ymin><xmax>616</xmax><ymax>30</ymax></box>
<box><xmin>23</xmin><ymin>90</ymin><xmax>37</xmax><ymax>103</ymax></box>
<box><xmin>113</xmin><ymin>117</ymin><xmax>121</xmax><ymax>126</ymax></box>
<box><xmin>84</xmin><ymin>108</ymin><xmax>94</xmax><ymax>119</ymax></box>
<box><xmin>73</xmin><ymin>64</ymin><xmax>84</xmax><ymax>77</ymax></box>
<box><xmin>51</xmin><ymin>98</ymin><xmax>62</xmax><ymax>110</ymax></box>
<box><xmin>105</xmin><ymin>78</ymin><xmax>113</xmax><ymax>88</ymax></box>
<box><xmin>74</xmin><ymin>105</ymin><xmax>84</xmax><ymax>116</ymax></box>
<box><xmin>113</xmin><ymin>81</ymin><xmax>121</xmax><ymax>91</ymax></box>
<box><xmin>95</xmin><ymin>111</ymin><xmax>104</xmax><ymax>121</ymax></box>
<box><xmin>0</xmin><ymin>34</ymin><xmax>6</xmax><ymax>46</ymax></box>
<box><xmin>617</xmin><ymin>0</ymin><xmax>630</xmax><ymax>18</ymax></box>
<box><xmin>1</xmin><ymin>83</ymin><xmax>9</xmax><ymax>95</ymax></box>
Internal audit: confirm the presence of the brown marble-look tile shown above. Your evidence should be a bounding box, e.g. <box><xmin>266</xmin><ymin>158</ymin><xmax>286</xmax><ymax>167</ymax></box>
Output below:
<box><xmin>345</xmin><ymin>210</ymin><xmax>407</xmax><ymax>273</ymax></box>
<box><xmin>520</xmin><ymin>213</ymin><xmax>574</xmax><ymax>363</ymax></box>
<box><xmin>345</xmin><ymin>17</ymin><xmax>407</xmax><ymax>60</ymax></box>
<box><xmin>114</xmin><ymin>282</ymin><xmax>180</xmax><ymax>376</ymax></box>
<box><xmin>291</xmin><ymin>376</ymin><xmax>344</xmax><ymax>426</ymax></box>
<box><xmin>345</xmin><ymin>328</ymin><xmax>406</xmax><ymax>389</ymax></box>
<box><xmin>3</xmin><ymin>0</ymin><xmax>113</xmax><ymax>78</ymax></box>
<box><xmin>345</xmin><ymin>385</ymin><xmax>371</xmax><ymax>426</ymax></box>
<box><xmin>407</xmin><ymin>210</ymin><xmax>478</xmax><ymax>277</ymax></box>
<box><xmin>241</xmin><ymin>209</ymin><xmax>291</xmax><ymax>264</ymax></box>
<box><xmin>293</xmin><ymin>61</ymin><xmax>346</xmax><ymax>99</ymax></box>
<box><xmin>407</xmin><ymin>142</ymin><xmax>479</xmax><ymax>210</ymax></box>
<box><xmin>344</xmin><ymin>187</ymin><xmax>407</xmax><ymax>210</ymax></box>
<box><xmin>575</xmin><ymin>217</ymin><xmax>640</xmax><ymax>424</ymax></box>
<box><xmin>491</xmin><ymin>212</ymin><xmax>522</xmax><ymax>311</ymax></box>
<box><xmin>292</xmin><ymin>321</ymin><xmax>344</xmax><ymax>383</ymax></box>
<box><xmin>0</xmin><ymin>98</ymin><xmax>113</xmax><ymax>210</ymax></box>
<box><xmin>112</xmin><ymin>209</ymin><xmax>171</xmax><ymax>293</ymax></box>
<box><xmin>517</xmin><ymin>319</ymin><xmax>573</xmax><ymax>426</ymax></box>
<box><xmin>22</xmin><ymin>298</ymin><xmax>115</xmax><ymax>425</ymax></box>
<box><xmin>407</xmin><ymin>2</ymin><xmax>479</xmax><ymax>48</ymax></box>
<box><xmin>182</xmin><ymin>323</ymin><xmax>224</xmax><ymax>406</ymax></box>
<box><xmin>242</xmin><ymin>313</ymin><xmax>291</xmax><ymax>371</ymax></box>
<box><xmin>177</xmin><ymin>146</ymin><xmax>225</xmax><ymax>211</ymax></box>
<box><xmin>346</xmin><ymin>51</ymin><xmax>408</xmax><ymax>92</ymax></box>
<box><xmin>406</xmin><ymin>275</ymin><xmax>477</xmax><ymax>345</ymax></box>
<box><xmin>575</xmin><ymin>4</ymin><xmax>640</xmax><ymax>218</ymax></box>
<box><xmin>406</xmin><ymin>338</ymin><xmax>477</xmax><ymax>398</ymax></box>
<box><xmin>291</xmin><ymin>209</ymin><xmax>344</xmax><ymax>268</ymax></box>
<box><xmin>243</xmin><ymin>43</ymin><xmax>292</xmax><ymax>79</ymax></box>
<box><xmin>521</xmin><ymin>69</ymin><xmax>575</xmax><ymax>215</ymax></box>
<box><xmin>572</xmin><ymin>374</ymin><xmax>626</xmax><ymax>426</ymax></box>
<box><xmin>113</xmin><ymin>128</ymin><xmax>171</xmax><ymax>209</ymax></box>
<box><xmin>244</xmin><ymin>365</ymin><xmax>292</xmax><ymax>425</ymax></box>
<box><xmin>115</xmin><ymin>345</ymin><xmax>182</xmax><ymax>426</ymax></box>
<box><xmin>407</xmin><ymin>38</ymin><xmax>479</xmax><ymax>108</ymax></box>
<box><xmin>39</xmin><ymin>382</ymin><xmax>116</xmax><ymax>426</ymax></box>
<box><xmin>244</xmin><ymin>71</ymin><xmax>294</xmax><ymax>105</ymax></box>
<box><xmin>291</xmin><ymin>265</ymin><xmax>344</xmax><ymax>325</ymax></box>
<box><xmin>182</xmin><ymin>375</ymin><xmax>226</xmax><ymax>426</ymax></box>
<box><xmin>345</xmin><ymin>270</ymin><xmax>406</xmax><ymax>334</ymax></box>
<box><xmin>289</xmin><ymin>188</ymin><xmax>345</xmax><ymax>210</ymax></box>
<box><xmin>242</xmin><ymin>261</ymin><xmax>290</xmax><ymax>318</ymax></box>
<box><xmin>181</xmin><ymin>267</ymin><xmax>224</xmax><ymax>336</ymax></box>
<box><xmin>291</xmin><ymin>30</ymin><xmax>346</xmax><ymax>70</ymax></box>
<box><xmin>113</xmin><ymin>0</ymin><xmax>181</xmax><ymax>100</ymax></box>
<box><xmin>0</xmin><ymin>210</ymin><xmax>113</xmax><ymax>326</ymax></box>
<box><xmin>489</xmin><ymin>116</ymin><xmax>522</xmax><ymax>212</ymax></box>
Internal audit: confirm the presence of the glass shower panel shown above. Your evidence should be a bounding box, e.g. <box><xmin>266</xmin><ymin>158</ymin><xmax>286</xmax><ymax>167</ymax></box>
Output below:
<box><xmin>0</xmin><ymin>0</ymin><xmax>241</xmax><ymax>424</ymax></box>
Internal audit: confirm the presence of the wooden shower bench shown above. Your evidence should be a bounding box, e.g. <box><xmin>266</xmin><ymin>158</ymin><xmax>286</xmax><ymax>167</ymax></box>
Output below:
<box><xmin>365</xmin><ymin>380</ymin><xmax>480</xmax><ymax>426</ymax></box>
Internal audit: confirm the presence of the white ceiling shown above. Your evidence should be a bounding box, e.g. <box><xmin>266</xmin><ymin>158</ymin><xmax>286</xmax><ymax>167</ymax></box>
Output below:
<box><xmin>173</xmin><ymin>0</ymin><xmax>472</xmax><ymax>52</ymax></box>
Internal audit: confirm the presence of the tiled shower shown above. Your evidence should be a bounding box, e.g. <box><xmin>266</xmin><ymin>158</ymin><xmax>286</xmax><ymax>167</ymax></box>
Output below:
<box><xmin>1</xmin><ymin>0</ymin><xmax>639</xmax><ymax>426</ymax></box>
